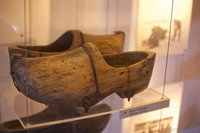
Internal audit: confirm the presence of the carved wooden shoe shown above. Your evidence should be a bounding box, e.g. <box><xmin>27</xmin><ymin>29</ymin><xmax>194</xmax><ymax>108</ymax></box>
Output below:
<box><xmin>8</xmin><ymin>30</ymin><xmax>125</xmax><ymax>58</ymax></box>
<box><xmin>10</xmin><ymin>43</ymin><xmax>155</xmax><ymax>112</ymax></box>
<box><xmin>0</xmin><ymin>104</ymin><xmax>111</xmax><ymax>133</ymax></box>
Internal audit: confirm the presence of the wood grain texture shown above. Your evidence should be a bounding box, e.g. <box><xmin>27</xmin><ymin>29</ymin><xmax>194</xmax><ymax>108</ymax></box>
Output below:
<box><xmin>10</xmin><ymin>43</ymin><xmax>155</xmax><ymax>111</ymax></box>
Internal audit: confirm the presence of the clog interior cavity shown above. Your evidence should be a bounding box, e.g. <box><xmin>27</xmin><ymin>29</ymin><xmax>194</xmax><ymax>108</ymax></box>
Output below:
<box><xmin>103</xmin><ymin>52</ymin><xmax>148</xmax><ymax>68</ymax></box>
<box><xmin>2</xmin><ymin>120</ymin><xmax>24</xmax><ymax>130</ymax></box>
<box><xmin>18</xmin><ymin>32</ymin><xmax>73</xmax><ymax>52</ymax></box>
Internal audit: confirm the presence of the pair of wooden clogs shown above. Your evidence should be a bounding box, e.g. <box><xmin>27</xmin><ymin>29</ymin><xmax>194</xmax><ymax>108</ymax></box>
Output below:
<box><xmin>5</xmin><ymin>29</ymin><xmax>155</xmax><ymax>133</ymax></box>
<box><xmin>9</xmin><ymin>30</ymin><xmax>155</xmax><ymax>112</ymax></box>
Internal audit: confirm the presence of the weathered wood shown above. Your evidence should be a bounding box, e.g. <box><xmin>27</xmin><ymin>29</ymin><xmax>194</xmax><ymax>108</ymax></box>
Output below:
<box><xmin>0</xmin><ymin>104</ymin><xmax>111</xmax><ymax>133</ymax></box>
<box><xmin>10</xmin><ymin>43</ymin><xmax>155</xmax><ymax>112</ymax></box>
<box><xmin>8</xmin><ymin>30</ymin><xmax>125</xmax><ymax>58</ymax></box>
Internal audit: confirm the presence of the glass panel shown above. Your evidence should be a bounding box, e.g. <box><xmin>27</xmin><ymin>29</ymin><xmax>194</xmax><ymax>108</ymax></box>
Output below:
<box><xmin>0</xmin><ymin>0</ymin><xmax>25</xmax><ymax>123</ymax></box>
<box><xmin>0</xmin><ymin>0</ymin><xmax>178</xmax><ymax>132</ymax></box>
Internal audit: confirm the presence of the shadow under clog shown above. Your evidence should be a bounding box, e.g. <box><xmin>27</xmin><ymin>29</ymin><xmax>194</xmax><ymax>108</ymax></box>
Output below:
<box><xmin>0</xmin><ymin>104</ymin><xmax>111</xmax><ymax>133</ymax></box>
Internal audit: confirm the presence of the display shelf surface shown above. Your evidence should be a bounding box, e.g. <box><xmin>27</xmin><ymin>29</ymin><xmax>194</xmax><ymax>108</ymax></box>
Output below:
<box><xmin>0</xmin><ymin>82</ymin><xmax>169</xmax><ymax>129</ymax></box>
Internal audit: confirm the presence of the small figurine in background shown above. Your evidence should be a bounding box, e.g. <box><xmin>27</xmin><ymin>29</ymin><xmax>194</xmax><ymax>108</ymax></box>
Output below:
<box><xmin>142</xmin><ymin>26</ymin><xmax>167</xmax><ymax>49</ymax></box>
<box><xmin>172</xmin><ymin>19</ymin><xmax>181</xmax><ymax>41</ymax></box>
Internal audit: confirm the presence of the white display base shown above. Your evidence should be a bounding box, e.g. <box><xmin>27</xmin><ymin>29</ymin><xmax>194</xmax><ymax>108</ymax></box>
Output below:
<box><xmin>127</xmin><ymin>82</ymin><xmax>183</xmax><ymax>133</ymax></box>
<box><xmin>120</xmin><ymin>97</ymin><xmax>169</xmax><ymax>119</ymax></box>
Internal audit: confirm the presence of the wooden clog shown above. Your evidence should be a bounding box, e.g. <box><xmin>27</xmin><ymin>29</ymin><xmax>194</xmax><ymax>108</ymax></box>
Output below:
<box><xmin>8</xmin><ymin>30</ymin><xmax>125</xmax><ymax>58</ymax></box>
<box><xmin>10</xmin><ymin>43</ymin><xmax>155</xmax><ymax>112</ymax></box>
<box><xmin>0</xmin><ymin>104</ymin><xmax>111</xmax><ymax>133</ymax></box>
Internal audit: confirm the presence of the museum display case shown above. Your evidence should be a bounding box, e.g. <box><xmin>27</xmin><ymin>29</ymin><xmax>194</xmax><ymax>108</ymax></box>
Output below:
<box><xmin>0</xmin><ymin>0</ymin><xmax>193</xmax><ymax>132</ymax></box>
